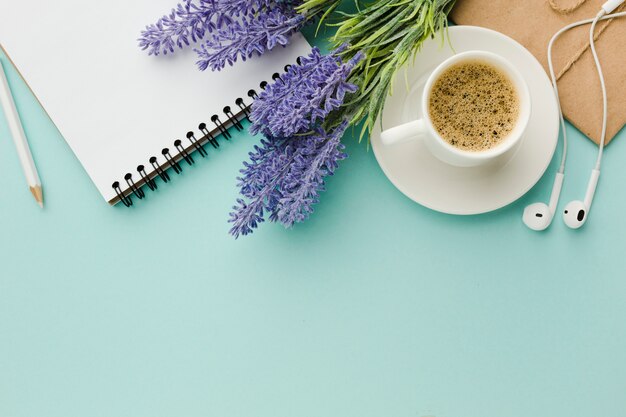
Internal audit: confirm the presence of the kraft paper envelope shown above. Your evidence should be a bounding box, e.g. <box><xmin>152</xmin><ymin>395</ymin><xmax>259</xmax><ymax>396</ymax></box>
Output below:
<box><xmin>451</xmin><ymin>0</ymin><xmax>626</xmax><ymax>145</ymax></box>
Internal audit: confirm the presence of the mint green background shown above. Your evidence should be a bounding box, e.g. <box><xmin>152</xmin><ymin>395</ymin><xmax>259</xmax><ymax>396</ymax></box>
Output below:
<box><xmin>1</xmin><ymin>26</ymin><xmax>626</xmax><ymax>417</ymax></box>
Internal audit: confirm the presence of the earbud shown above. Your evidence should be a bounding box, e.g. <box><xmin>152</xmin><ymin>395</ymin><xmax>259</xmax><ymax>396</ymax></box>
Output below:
<box><xmin>563</xmin><ymin>169</ymin><xmax>600</xmax><ymax>229</ymax></box>
<box><xmin>523</xmin><ymin>203</ymin><xmax>553</xmax><ymax>231</ymax></box>
<box><xmin>523</xmin><ymin>172</ymin><xmax>564</xmax><ymax>231</ymax></box>
<box><xmin>562</xmin><ymin>200</ymin><xmax>588</xmax><ymax>229</ymax></box>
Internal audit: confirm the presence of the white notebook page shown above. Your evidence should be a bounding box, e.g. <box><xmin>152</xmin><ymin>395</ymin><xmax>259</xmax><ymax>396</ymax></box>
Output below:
<box><xmin>0</xmin><ymin>0</ymin><xmax>311</xmax><ymax>203</ymax></box>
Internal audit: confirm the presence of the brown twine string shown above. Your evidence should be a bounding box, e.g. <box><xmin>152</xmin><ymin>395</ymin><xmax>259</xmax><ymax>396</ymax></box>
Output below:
<box><xmin>548</xmin><ymin>0</ymin><xmax>624</xmax><ymax>80</ymax></box>
<box><xmin>548</xmin><ymin>0</ymin><xmax>588</xmax><ymax>14</ymax></box>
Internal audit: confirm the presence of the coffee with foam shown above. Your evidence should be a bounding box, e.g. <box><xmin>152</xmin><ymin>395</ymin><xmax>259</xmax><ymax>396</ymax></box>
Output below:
<box><xmin>428</xmin><ymin>60</ymin><xmax>519</xmax><ymax>152</ymax></box>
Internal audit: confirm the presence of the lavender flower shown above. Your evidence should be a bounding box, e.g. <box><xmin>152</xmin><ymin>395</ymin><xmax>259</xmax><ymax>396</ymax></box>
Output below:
<box><xmin>219</xmin><ymin>0</ymin><xmax>300</xmax><ymax>18</ymax></box>
<box><xmin>228</xmin><ymin>43</ymin><xmax>364</xmax><ymax>237</ymax></box>
<box><xmin>229</xmin><ymin>122</ymin><xmax>348</xmax><ymax>238</ymax></box>
<box><xmin>250</xmin><ymin>46</ymin><xmax>363</xmax><ymax>137</ymax></box>
<box><xmin>195</xmin><ymin>9</ymin><xmax>304</xmax><ymax>71</ymax></box>
<box><xmin>139</xmin><ymin>0</ymin><xmax>218</xmax><ymax>56</ymax></box>
<box><xmin>228</xmin><ymin>135</ymin><xmax>306</xmax><ymax>238</ymax></box>
<box><xmin>276</xmin><ymin>120</ymin><xmax>348</xmax><ymax>227</ymax></box>
<box><xmin>140</xmin><ymin>0</ymin><xmax>304</xmax><ymax>64</ymax></box>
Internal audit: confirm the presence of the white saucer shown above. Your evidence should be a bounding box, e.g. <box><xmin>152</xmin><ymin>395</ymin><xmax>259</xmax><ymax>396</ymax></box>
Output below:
<box><xmin>371</xmin><ymin>26</ymin><xmax>559</xmax><ymax>215</ymax></box>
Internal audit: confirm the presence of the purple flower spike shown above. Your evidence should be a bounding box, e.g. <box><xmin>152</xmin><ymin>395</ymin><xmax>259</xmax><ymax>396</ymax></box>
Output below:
<box><xmin>228</xmin><ymin>136</ymin><xmax>307</xmax><ymax>238</ymax></box>
<box><xmin>139</xmin><ymin>0</ymin><xmax>303</xmax><ymax>58</ymax></box>
<box><xmin>139</xmin><ymin>0</ymin><xmax>218</xmax><ymax>56</ymax></box>
<box><xmin>277</xmin><ymin>120</ymin><xmax>348</xmax><ymax>227</ymax></box>
<box><xmin>195</xmin><ymin>9</ymin><xmax>305</xmax><ymax>71</ymax></box>
<box><xmin>228</xmin><ymin>122</ymin><xmax>349</xmax><ymax>238</ymax></box>
<box><xmin>249</xmin><ymin>46</ymin><xmax>364</xmax><ymax>137</ymax></box>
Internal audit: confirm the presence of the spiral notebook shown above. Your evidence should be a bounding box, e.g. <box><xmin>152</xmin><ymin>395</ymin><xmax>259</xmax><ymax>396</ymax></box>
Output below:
<box><xmin>0</xmin><ymin>1</ymin><xmax>311</xmax><ymax>206</ymax></box>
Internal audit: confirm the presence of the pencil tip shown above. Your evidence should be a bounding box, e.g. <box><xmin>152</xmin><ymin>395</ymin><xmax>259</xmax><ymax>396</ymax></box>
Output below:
<box><xmin>29</xmin><ymin>185</ymin><xmax>44</xmax><ymax>208</ymax></box>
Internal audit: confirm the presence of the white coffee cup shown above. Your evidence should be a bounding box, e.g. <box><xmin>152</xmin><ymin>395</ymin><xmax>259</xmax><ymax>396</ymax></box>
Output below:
<box><xmin>380</xmin><ymin>51</ymin><xmax>531</xmax><ymax>167</ymax></box>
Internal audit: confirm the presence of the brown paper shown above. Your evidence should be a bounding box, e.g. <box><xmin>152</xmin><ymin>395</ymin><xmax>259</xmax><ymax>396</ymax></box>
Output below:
<box><xmin>451</xmin><ymin>0</ymin><xmax>626</xmax><ymax>145</ymax></box>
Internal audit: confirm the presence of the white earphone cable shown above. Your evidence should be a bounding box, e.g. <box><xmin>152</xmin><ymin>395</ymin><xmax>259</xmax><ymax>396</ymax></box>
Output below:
<box><xmin>547</xmin><ymin>10</ymin><xmax>624</xmax><ymax>173</ymax></box>
<box><xmin>547</xmin><ymin>23</ymin><xmax>571</xmax><ymax>173</ymax></box>
<box><xmin>590</xmin><ymin>11</ymin><xmax>609</xmax><ymax>169</ymax></box>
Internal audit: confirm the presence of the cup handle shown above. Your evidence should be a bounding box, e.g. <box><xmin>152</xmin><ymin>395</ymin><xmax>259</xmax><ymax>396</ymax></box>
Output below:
<box><xmin>380</xmin><ymin>119</ymin><xmax>427</xmax><ymax>146</ymax></box>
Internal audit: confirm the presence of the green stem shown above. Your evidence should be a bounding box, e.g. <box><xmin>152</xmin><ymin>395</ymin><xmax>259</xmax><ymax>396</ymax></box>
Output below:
<box><xmin>308</xmin><ymin>0</ymin><xmax>457</xmax><ymax>141</ymax></box>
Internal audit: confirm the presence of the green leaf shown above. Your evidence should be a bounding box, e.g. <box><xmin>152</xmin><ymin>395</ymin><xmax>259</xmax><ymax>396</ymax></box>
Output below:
<box><xmin>315</xmin><ymin>0</ymin><xmax>457</xmax><ymax>141</ymax></box>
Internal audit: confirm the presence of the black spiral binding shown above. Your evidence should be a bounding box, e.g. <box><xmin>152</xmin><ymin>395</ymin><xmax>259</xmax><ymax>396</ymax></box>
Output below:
<box><xmin>223</xmin><ymin>106</ymin><xmax>243</xmax><ymax>131</ymax></box>
<box><xmin>109</xmin><ymin>70</ymin><xmax>289</xmax><ymax>207</ymax></box>
<box><xmin>186</xmin><ymin>131</ymin><xmax>208</xmax><ymax>157</ymax></box>
<box><xmin>162</xmin><ymin>148</ymin><xmax>182</xmax><ymax>174</ymax></box>
<box><xmin>112</xmin><ymin>181</ymin><xmax>133</xmax><ymax>207</ymax></box>
<box><xmin>150</xmin><ymin>157</ymin><xmax>170</xmax><ymax>183</ymax></box>
<box><xmin>137</xmin><ymin>165</ymin><xmax>157</xmax><ymax>191</ymax></box>
<box><xmin>125</xmin><ymin>173</ymin><xmax>145</xmax><ymax>199</ymax></box>
<box><xmin>199</xmin><ymin>123</ymin><xmax>219</xmax><ymax>149</ymax></box>
<box><xmin>174</xmin><ymin>139</ymin><xmax>194</xmax><ymax>166</ymax></box>
<box><xmin>211</xmin><ymin>115</ymin><xmax>231</xmax><ymax>140</ymax></box>
<box><xmin>236</xmin><ymin>98</ymin><xmax>250</xmax><ymax>121</ymax></box>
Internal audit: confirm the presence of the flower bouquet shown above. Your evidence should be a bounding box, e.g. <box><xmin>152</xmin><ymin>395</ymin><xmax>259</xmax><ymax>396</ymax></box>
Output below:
<box><xmin>140</xmin><ymin>0</ymin><xmax>457</xmax><ymax>237</ymax></box>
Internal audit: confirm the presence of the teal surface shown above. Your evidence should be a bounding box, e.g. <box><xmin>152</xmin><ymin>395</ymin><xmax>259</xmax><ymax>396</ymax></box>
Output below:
<box><xmin>1</xmin><ymin>28</ymin><xmax>626</xmax><ymax>417</ymax></box>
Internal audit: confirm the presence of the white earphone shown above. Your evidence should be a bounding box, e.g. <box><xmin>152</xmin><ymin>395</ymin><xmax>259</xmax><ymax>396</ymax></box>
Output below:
<box><xmin>523</xmin><ymin>0</ymin><xmax>625</xmax><ymax>230</ymax></box>
<box><xmin>523</xmin><ymin>172</ymin><xmax>564</xmax><ymax>231</ymax></box>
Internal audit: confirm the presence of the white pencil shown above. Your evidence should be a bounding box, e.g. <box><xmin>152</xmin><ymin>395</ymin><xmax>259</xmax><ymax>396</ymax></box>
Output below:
<box><xmin>0</xmin><ymin>57</ymin><xmax>43</xmax><ymax>208</ymax></box>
